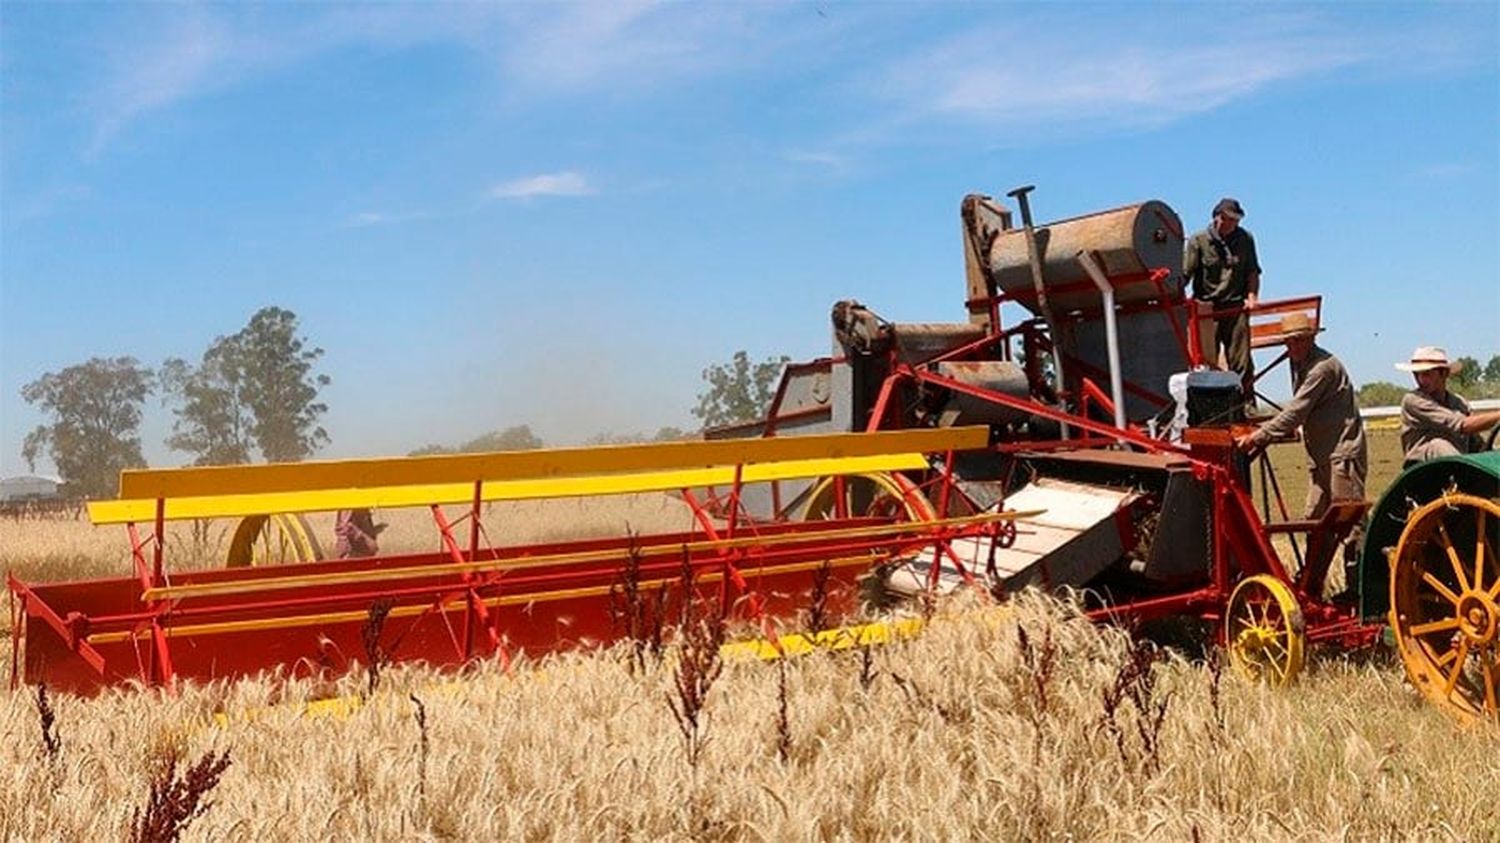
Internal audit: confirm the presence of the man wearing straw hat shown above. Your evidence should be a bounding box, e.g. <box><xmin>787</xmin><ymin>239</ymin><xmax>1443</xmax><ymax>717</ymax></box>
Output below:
<box><xmin>1234</xmin><ymin>312</ymin><xmax>1367</xmax><ymax>588</ymax></box>
<box><xmin>1397</xmin><ymin>347</ymin><xmax>1500</xmax><ymax>463</ymax></box>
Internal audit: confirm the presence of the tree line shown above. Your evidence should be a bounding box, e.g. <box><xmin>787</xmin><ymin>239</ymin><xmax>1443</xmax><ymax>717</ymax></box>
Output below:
<box><xmin>1357</xmin><ymin>354</ymin><xmax>1500</xmax><ymax>408</ymax></box>
<box><xmin>19</xmin><ymin>308</ymin><xmax>789</xmax><ymax>499</ymax></box>
<box><xmin>20</xmin><ymin>307</ymin><xmax>331</xmax><ymax>498</ymax></box>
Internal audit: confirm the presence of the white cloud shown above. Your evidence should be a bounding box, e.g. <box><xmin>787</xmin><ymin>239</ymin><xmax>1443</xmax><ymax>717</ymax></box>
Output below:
<box><xmin>785</xmin><ymin>150</ymin><xmax>850</xmax><ymax>170</ymax></box>
<box><xmin>346</xmin><ymin>211</ymin><xmax>388</xmax><ymax>228</ymax></box>
<box><xmin>868</xmin><ymin>22</ymin><xmax>1368</xmax><ymax>134</ymax></box>
<box><xmin>1415</xmin><ymin>163</ymin><xmax>1477</xmax><ymax>180</ymax></box>
<box><xmin>490</xmin><ymin>171</ymin><xmax>596</xmax><ymax>200</ymax></box>
<box><xmin>89</xmin><ymin>13</ymin><xmax>230</xmax><ymax>152</ymax></box>
<box><xmin>81</xmin><ymin>3</ymin><xmax>805</xmax><ymax>150</ymax></box>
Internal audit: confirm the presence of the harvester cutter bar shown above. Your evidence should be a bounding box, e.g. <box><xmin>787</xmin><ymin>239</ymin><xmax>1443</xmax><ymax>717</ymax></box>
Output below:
<box><xmin>15</xmin><ymin>510</ymin><xmax>1025</xmax><ymax>694</ymax></box>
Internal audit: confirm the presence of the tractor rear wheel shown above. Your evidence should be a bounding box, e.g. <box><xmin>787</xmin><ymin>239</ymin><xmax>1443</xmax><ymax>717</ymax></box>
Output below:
<box><xmin>226</xmin><ymin>513</ymin><xmax>324</xmax><ymax>567</ymax></box>
<box><xmin>1225</xmin><ymin>574</ymin><xmax>1306</xmax><ymax>687</ymax></box>
<box><xmin>1389</xmin><ymin>493</ymin><xmax>1500</xmax><ymax>722</ymax></box>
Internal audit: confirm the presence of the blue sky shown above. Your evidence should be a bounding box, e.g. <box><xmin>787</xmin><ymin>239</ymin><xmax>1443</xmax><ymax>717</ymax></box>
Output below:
<box><xmin>2</xmin><ymin>2</ymin><xmax>1497</xmax><ymax>476</ymax></box>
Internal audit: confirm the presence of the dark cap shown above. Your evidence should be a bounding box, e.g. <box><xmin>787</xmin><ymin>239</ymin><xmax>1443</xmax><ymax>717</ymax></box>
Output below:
<box><xmin>1213</xmin><ymin>197</ymin><xmax>1245</xmax><ymax>220</ymax></box>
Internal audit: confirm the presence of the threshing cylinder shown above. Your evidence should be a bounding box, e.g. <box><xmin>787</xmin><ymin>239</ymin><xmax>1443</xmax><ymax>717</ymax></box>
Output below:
<box><xmin>986</xmin><ymin>201</ymin><xmax>1184</xmax><ymax>314</ymax></box>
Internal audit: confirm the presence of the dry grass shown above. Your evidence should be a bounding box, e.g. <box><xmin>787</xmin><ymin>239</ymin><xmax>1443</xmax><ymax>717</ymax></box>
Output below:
<box><xmin>3</xmin><ymin>429</ymin><xmax>1497</xmax><ymax>838</ymax></box>
<box><xmin>1251</xmin><ymin>426</ymin><xmax>1407</xmax><ymax>522</ymax></box>
<box><xmin>1</xmin><ymin>594</ymin><xmax>1496</xmax><ymax>840</ymax></box>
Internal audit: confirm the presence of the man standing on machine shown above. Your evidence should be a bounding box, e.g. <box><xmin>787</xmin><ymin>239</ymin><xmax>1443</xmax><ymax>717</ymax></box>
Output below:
<box><xmin>1234</xmin><ymin>312</ymin><xmax>1367</xmax><ymax>598</ymax></box>
<box><xmin>1185</xmin><ymin>197</ymin><xmax>1260</xmax><ymax>378</ymax></box>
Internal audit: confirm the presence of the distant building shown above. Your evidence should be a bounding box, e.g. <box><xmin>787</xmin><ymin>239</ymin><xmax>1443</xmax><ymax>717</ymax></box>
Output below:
<box><xmin>0</xmin><ymin>475</ymin><xmax>62</xmax><ymax>502</ymax></box>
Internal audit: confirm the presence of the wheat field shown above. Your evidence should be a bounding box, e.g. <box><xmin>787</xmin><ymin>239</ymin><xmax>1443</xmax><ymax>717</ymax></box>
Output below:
<box><xmin>2</xmin><ymin>433</ymin><xmax>1498</xmax><ymax>840</ymax></box>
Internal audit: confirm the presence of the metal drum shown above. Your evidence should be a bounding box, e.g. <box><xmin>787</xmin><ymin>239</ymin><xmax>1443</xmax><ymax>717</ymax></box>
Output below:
<box><xmin>986</xmin><ymin>200</ymin><xmax>1185</xmax><ymax>314</ymax></box>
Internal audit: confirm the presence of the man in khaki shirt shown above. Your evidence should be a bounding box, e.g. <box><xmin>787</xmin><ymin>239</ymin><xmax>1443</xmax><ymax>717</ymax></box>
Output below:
<box><xmin>1234</xmin><ymin>313</ymin><xmax>1367</xmax><ymax>589</ymax></box>
<box><xmin>1397</xmin><ymin>347</ymin><xmax>1500</xmax><ymax>463</ymax></box>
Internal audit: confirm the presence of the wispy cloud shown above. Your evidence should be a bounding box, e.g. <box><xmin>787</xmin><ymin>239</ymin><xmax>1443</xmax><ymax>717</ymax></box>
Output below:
<box><xmin>89</xmin><ymin>12</ymin><xmax>229</xmax><ymax>153</ymax></box>
<box><xmin>785</xmin><ymin>150</ymin><xmax>850</xmax><ymax>171</ymax></box>
<box><xmin>81</xmin><ymin>3</ymin><xmax>806</xmax><ymax>152</ymax></box>
<box><xmin>1414</xmin><ymin>162</ymin><xmax>1477</xmax><ymax>180</ymax></box>
<box><xmin>490</xmin><ymin>171</ymin><xmax>596</xmax><ymax>200</ymax></box>
<box><xmin>7</xmin><ymin>184</ymin><xmax>93</xmax><ymax>224</ymax></box>
<box><xmin>865</xmin><ymin>17</ymin><xmax>1368</xmax><ymax>137</ymax></box>
<box><xmin>339</xmin><ymin>208</ymin><xmax>435</xmax><ymax>229</ymax></box>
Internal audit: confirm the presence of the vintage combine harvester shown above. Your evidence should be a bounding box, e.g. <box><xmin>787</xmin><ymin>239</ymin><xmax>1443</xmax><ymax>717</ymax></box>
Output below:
<box><xmin>8</xmin><ymin>186</ymin><xmax>1497</xmax><ymax>723</ymax></box>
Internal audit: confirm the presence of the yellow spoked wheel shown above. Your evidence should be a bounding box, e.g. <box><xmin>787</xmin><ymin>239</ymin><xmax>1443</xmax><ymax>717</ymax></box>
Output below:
<box><xmin>800</xmin><ymin>472</ymin><xmax>936</xmax><ymax>523</ymax></box>
<box><xmin>1389</xmin><ymin>493</ymin><xmax>1500</xmax><ymax>722</ymax></box>
<box><xmin>226</xmin><ymin>513</ymin><xmax>325</xmax><ymax>567</ymax></box>
<box><xmin>1226</xmin><ymin>574</ymin><xmax>1306</xmax><ymax>687</ymax></box>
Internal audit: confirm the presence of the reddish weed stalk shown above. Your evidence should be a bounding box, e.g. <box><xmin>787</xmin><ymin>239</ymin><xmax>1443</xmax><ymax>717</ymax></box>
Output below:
<box><xmin>127</xmin><ymin>747</ymin><xmax>232</xmax><ymax>843</ymax></box>
<box><xmin>609</xmin><ymin>534</ymin><xmax>668</xmax><ymax>674</ymax></box>
<box><xmin>1097</xmin><ymin>637</ymin><xmax>1172</xmax><ymax>774</ymax></box>
<box><xmin>775</xmin><ymin>659</ymin><xmax>793</xmax><ymax>764</ymax></box>
<box><xmin>667</xmin><ymin>548</ymin><xmax>725</xmax><ymax>769</ymax></box>
<box><xmin>34</xmin><ymin>683</ymin><xmax>61</xmax><ymax>769</ymax></box>
<box><xmin>410</xmin><ymin>693</ymin><xmax>430</xmax><ymax>812</ymax></box>
<box><xmin>805</xmin><ymin>559</ymin><xmax>833</xmax><ymax>633</ymax></box>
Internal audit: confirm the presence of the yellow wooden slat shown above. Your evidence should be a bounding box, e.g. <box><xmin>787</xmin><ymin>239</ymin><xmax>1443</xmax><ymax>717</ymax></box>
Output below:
<box><xmin>116</xmin><ymin>427</ymin><xmax>990</xmax><ymax>500</ymax></box>
<box><xmin>90</xmin><ymin>452</ymin><xmax>930</xmax><ymax>525</ymax></box>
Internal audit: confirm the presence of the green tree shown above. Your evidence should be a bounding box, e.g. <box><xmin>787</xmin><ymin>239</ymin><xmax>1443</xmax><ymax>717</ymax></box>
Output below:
<box><xmin>20</xmin><ymin>357</ymin><xmax>153</xmax><ymax>498</ymax></box>
<box><xmin>1356</xmin><ymin>381</ymin><xmax>1406</xmax><ymax>408</ymax></box>
<box><xmin>583</xmin><ymin>427</ymin><xmax>693</xmax><ymax>446</ymax></box>
<box><xmin>692</xmin><ymin>351</ymin><xmax>789</xmax><ymax>428</ymax></box>
<box><xmin>1451</xmin><ymin>356</ymin><xmax>1481</xmax><ymax>389</ymax></box>
<box><xmin>160</xmin><ymin>338</ymin><xmax>255</xmax><ymax>466</ymax></box>
<box><xmin>410</xmin><ymin>425</ymin><xmax>544</xmax><ymax>455</ymax></box>
<box><xmin>234</xmin><ymin>307</ymin><xmax>331</xmax><ymax>462</ymax></box>
<box><xmin>1483</xmin><ymin>354</ymin><xmax>1500</xmax><ymax>384</ymax></box>
<box><xmin>653</xmin><ymin>426</ymin><xmax>690</xmax><ymax>442</ymax></box>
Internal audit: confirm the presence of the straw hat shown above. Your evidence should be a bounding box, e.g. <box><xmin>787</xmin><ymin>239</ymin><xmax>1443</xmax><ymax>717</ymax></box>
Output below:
<box><xmin>1395</xmin><ymin>346</ymin><xmax>1462</xmax><ymax>373</ymax></box>
<box><xmin>1277</xmin><ymin>312</ymin><xmax>1319</xmax><ymax>341</ymax></box>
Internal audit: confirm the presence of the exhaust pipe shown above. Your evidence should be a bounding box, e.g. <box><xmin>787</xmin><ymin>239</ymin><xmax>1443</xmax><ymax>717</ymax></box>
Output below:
<box><xmin>1005</xmin><ymin>185</ymin><xmax>1068</xmax><ymax>440</ymax></box>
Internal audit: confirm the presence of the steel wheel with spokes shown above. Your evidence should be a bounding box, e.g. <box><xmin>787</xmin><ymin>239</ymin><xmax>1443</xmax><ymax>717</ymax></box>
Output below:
<box><xmin>1226</xmin><ymin>574</ymin><xmax>1306</xmax><ymax>687</ymax></box>
<box><xmin>1389</xmin><ymin>493</ymin><xmax>1500</xmax><ymax>722</ymax></box>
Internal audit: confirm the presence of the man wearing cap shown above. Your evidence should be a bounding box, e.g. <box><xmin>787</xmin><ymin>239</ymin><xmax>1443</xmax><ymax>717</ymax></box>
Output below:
<box><xmin>1398</xmin><ymin>347</ymin><xmax>1500</xmax><ymax>463</ymax></box>
<box><xmin>1234</xmin><ymin>313</ymin><xmax>1367</xmax><ymax>588</ymax></box>
<box><xmin>1184</xmin><ymin>198</ymin><xmax>1261</xmax><ymax>377</ymax></box>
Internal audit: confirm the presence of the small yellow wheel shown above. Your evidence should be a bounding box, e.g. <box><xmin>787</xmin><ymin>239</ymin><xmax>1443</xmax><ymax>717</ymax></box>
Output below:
<box><xmin>226</xmin><ymin>513</ymin><xmax>324</xmax><ymax>567</ymax></box>
<box><xmin>1225</xmin><ymin>574</ymin><xmax>1306</xmax><ymax>687</ymax></box>
<box><xmin>800</xmin><ymin>472</ymin><xmax>935</xmax><ymax>523</ymax></box>
<box><xmin>1389</xmin><ymin>493</ymin><xmax>1500</xmax><ymax>723</ymax></box>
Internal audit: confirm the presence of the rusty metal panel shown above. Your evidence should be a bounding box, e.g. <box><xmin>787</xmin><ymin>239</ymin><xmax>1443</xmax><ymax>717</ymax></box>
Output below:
<box><xmin>934</xmin><ymin>361</ymin><xmax>1030</xmax><ymax>426</ymax></box>
<box><xmin>1069</xmin><ymin>305</ymin><xmax>1191</xmax><ymax>420</ymax></box>
<box><xmin>1141</xmin><ymin>471</ymin><xmax>1212</xmax><ymax>584</ymax></box>
<box><xmin>889</xmin><ymin>322</ymin><xmax>987</xmax><ymax>364</ymax></box>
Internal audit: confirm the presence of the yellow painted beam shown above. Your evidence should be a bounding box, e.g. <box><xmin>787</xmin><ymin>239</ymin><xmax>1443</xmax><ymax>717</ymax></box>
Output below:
<box><xmin>91</xmin><ymin>453</ymin><xmax>930</xmax><ymax>524</ymax></box>
<box><xmin>116</xmin><ymin>427</ymin><xmax>990</xmax><ymax>501</ymax></box>
<box><xmin>720</xmin><ymin>616</ymin><xmax>930</xmax><ymax>659</ymax></box>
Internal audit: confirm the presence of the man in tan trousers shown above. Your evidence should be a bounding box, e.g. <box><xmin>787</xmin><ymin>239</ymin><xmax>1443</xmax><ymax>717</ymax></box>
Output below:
<box><xmin>1234</xmin><ymin>312</ymin><xmax>1368</xmax><ymax>596</ymax></box>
